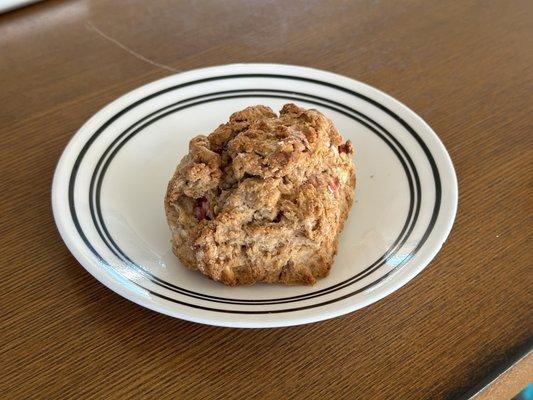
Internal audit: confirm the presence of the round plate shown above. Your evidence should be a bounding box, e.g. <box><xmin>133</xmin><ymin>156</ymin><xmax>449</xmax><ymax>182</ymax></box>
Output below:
<box><xmin>52</xmin><ymin>64</ymin><xmax>457</xmax><ymax>328</ymax></box>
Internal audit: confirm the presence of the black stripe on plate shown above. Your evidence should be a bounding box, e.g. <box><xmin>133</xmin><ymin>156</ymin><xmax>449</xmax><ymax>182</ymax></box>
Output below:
<box><xmin>67</xmin><ymin>73</ymin><xmax>441</xmax><ymax>314</ymax></box>
<box><xmin>90</xmin><ymin>90</ymin><xmax>420</xmax><ymax>305</ymax></box>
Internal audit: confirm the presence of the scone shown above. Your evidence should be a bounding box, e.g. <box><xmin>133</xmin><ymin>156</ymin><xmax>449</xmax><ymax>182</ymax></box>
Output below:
<box><xmin>164</xmin><ymin>103</ymin><xmax>355</xmax><ymax>285</ymax></box>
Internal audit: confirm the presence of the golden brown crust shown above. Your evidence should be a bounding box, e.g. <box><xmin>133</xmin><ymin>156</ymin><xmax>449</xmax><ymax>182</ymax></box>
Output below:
<box><xmin>164</xmin><ymin>104</ymin><xmax>355</xmax><ymax>285</ymax></box>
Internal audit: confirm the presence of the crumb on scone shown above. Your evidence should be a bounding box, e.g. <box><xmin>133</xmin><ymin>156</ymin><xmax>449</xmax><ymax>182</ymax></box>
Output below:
<box><xmin>164</xmin><ymin>103</ymin><xmax>355</xmax><ymax>285</ymax></box>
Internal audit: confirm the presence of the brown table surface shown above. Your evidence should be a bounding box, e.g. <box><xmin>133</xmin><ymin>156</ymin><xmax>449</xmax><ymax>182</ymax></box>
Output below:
<box><xmin>1</xmin><ymin>1</ymin><xmax>532</xmax><ymax>398</ymax></box>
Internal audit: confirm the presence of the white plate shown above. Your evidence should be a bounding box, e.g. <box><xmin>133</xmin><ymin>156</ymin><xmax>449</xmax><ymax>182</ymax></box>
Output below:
<box><xmin>52</xmin><ymin>64</ymin><xmax>457</xmax><ymax>328</ymax></box>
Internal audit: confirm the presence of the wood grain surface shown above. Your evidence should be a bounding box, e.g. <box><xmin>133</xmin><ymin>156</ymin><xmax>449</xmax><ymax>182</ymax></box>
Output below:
<box><xmin>1</xmin><ymin>1</ymin><xmax>532</xmax><ymax>398</ymax></box>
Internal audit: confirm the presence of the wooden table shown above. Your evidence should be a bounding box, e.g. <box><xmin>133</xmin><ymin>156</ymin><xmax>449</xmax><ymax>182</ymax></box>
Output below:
<box><xmin>1</xmin><ymin>1</ymin><xmax>531</xmax><ymax>398</ymax></box>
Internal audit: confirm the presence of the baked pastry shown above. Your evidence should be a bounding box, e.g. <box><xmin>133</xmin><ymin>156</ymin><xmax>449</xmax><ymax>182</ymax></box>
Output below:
<box><xmin>165</xmin><ymin>103</ymin><xmax>355</xmax><ymax>285</ymax></box>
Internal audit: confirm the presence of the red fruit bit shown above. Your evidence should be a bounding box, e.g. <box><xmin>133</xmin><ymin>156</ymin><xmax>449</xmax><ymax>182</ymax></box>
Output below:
<box><xmin>327</xmin><ymin>177</ymin><xmax>340</xmax><ymax>198</ymax></box>
<box><xmin>194</xmin><ymin>197</ymin><xmax>210</xmax><ymax>221</ymax></box>
<box><xmin>338</xmin><ymin>140</ymin><xmax>353</xmax><ymax>155</ymax></box>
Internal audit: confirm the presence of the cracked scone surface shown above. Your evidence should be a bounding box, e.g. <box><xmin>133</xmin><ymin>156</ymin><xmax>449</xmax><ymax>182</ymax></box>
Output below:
<box><xmin>164</xmin><ymin>103</ymin><xmax>355</xmax><ymax>286</ymax></box>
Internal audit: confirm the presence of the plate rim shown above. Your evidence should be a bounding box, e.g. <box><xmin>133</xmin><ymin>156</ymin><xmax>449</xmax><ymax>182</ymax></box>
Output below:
<box><xmin>52</xmin><ymin>63</ymin><xmax>458</xmax><ymax>328</ymax></box>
